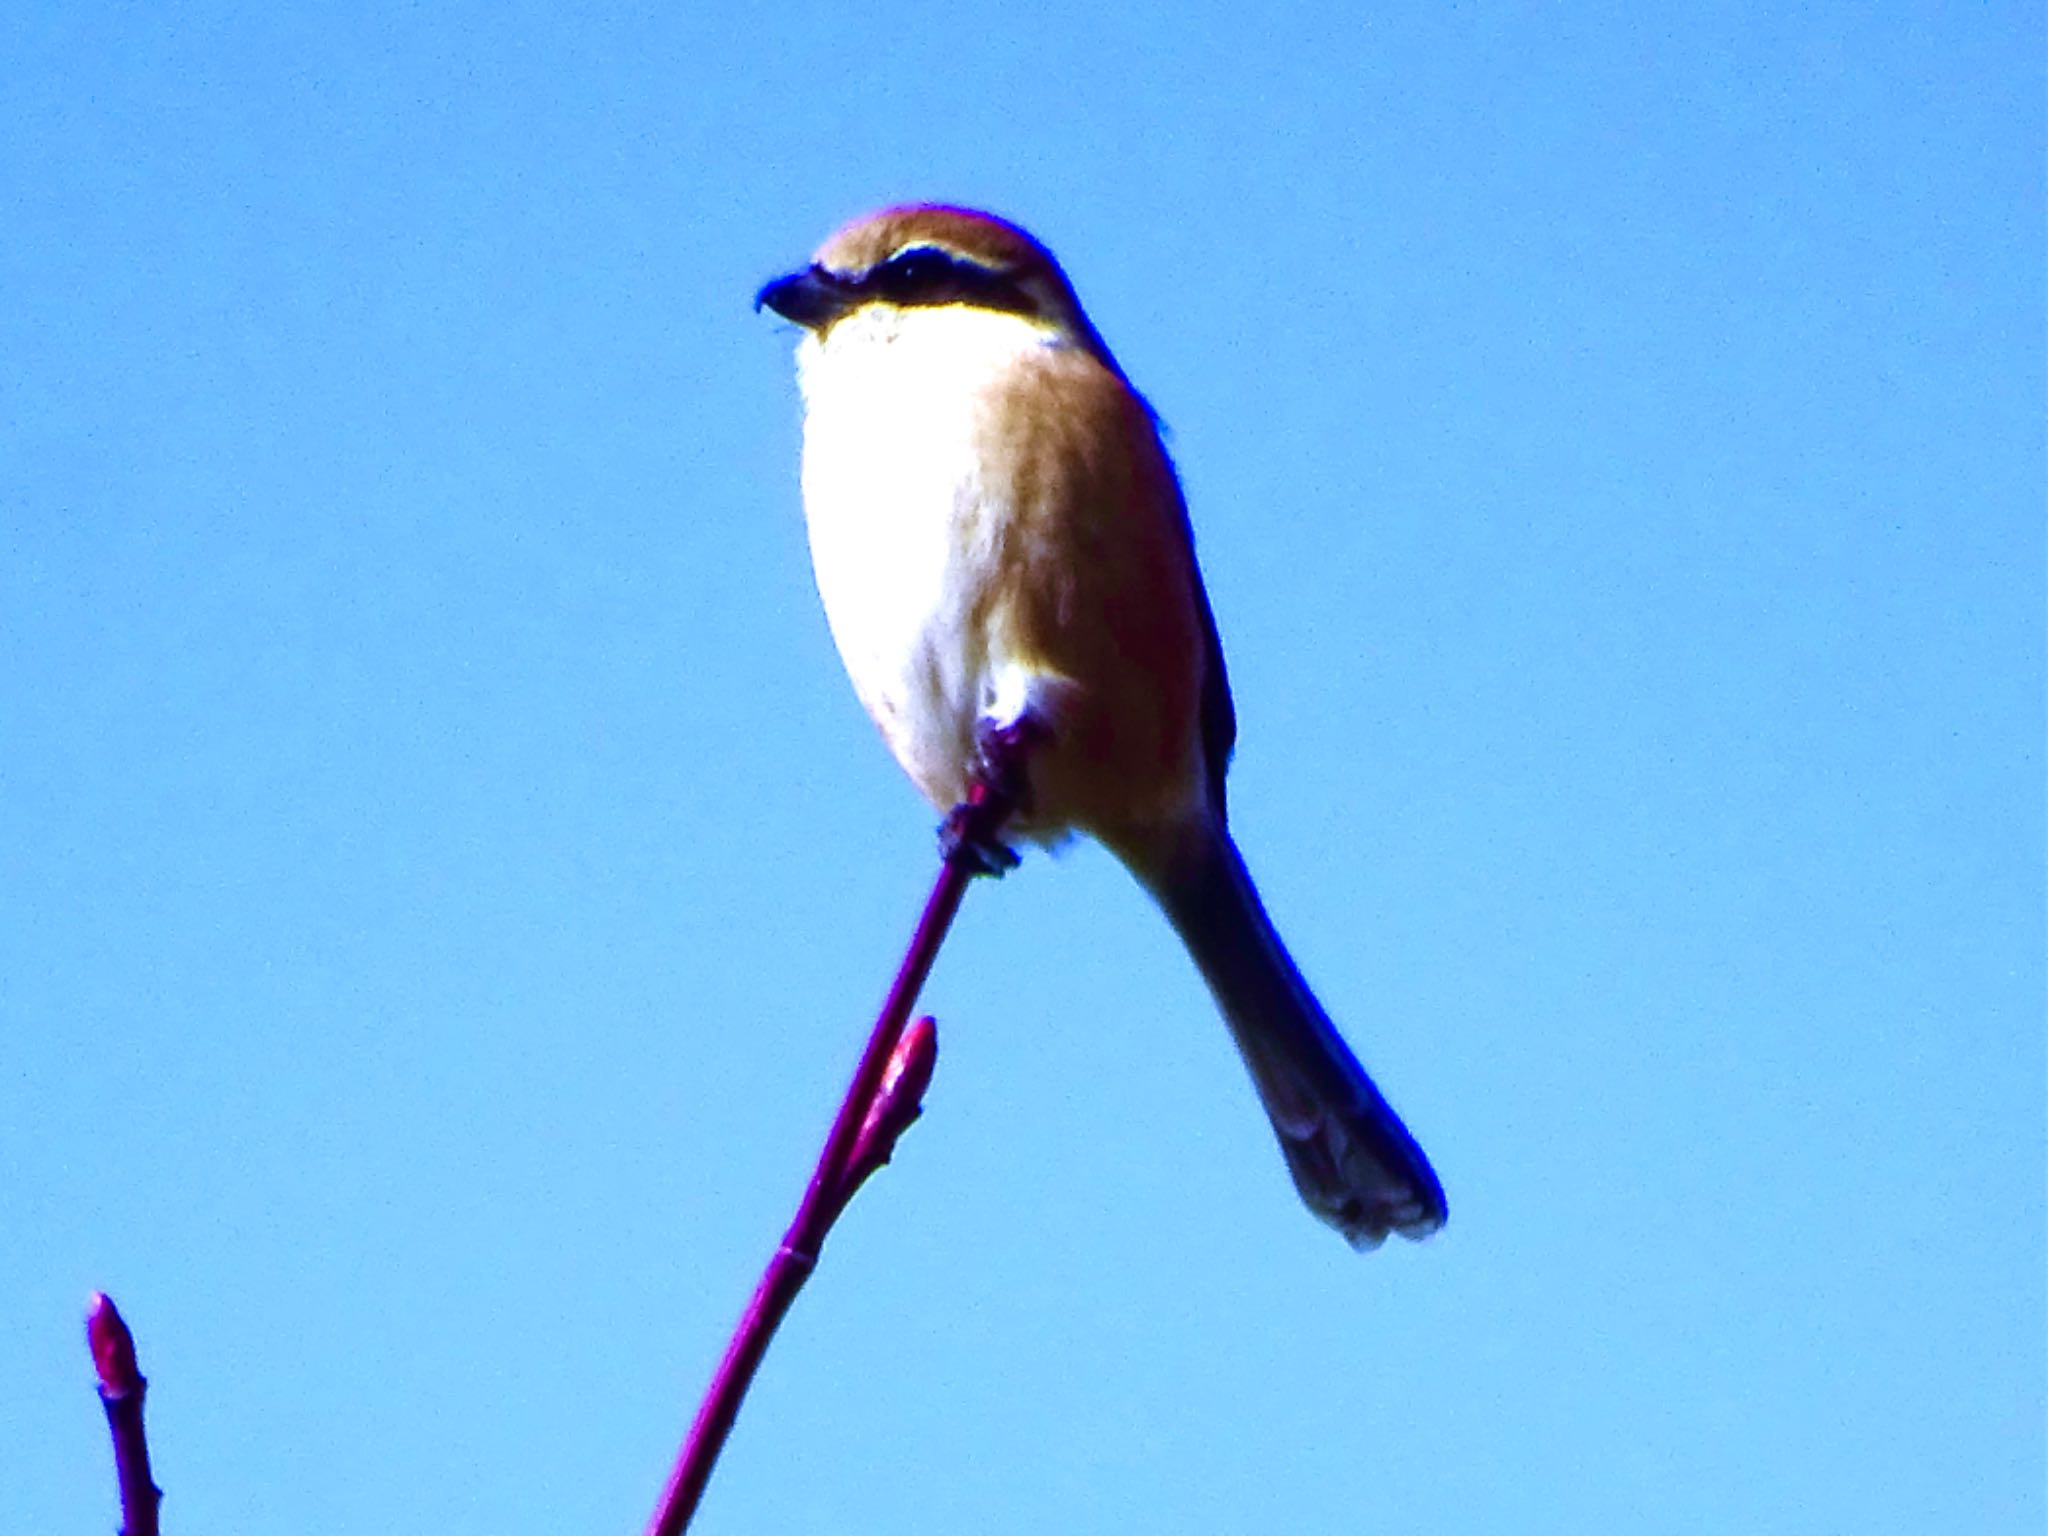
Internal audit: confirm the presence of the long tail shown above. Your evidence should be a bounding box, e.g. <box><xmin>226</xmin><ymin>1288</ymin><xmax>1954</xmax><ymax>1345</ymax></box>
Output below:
<box><xmin>1125</xmin><ymin>815</ymin><xmax>1447</xmax><ymax>1249</ymax></box>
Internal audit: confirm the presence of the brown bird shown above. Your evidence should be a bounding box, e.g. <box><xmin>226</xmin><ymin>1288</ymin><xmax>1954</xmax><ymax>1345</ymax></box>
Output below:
<box><xmin>759</xmin><ymin>205</ymin><xmax>1446</xmax><ymax>1248</ymax></box>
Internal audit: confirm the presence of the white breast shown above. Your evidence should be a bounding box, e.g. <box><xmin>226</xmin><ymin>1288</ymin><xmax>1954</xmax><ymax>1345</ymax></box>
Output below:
<box><xmin>795</xmin><ymin>304</ymin><xmax>1057</xmax><ymax>810</ymax></box>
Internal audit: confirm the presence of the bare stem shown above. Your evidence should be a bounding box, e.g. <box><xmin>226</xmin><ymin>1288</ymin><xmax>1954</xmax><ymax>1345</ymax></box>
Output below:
<box><xmin>87</xmin><ymin>1293</ymin><xmax>161</xmax><ymax>1536</ymax></box>
<box><xmin>643</xmin><ymin>765</ymin><xmax>1023</xmax><ymax>1535</ymax></box>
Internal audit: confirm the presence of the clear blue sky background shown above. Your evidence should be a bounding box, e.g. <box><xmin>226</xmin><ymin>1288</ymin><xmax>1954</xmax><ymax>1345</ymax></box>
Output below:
<box><xmin>4</xmin><ymin>4</ymin><xmax>2040</xmax><ymax>1532</ymax></box>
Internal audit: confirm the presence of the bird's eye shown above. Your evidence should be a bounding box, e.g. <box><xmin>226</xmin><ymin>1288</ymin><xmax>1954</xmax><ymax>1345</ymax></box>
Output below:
<box><xmin>872</xmin><ymin>246</ymin><xmax>968</xmax><ymax>301</ymax></box>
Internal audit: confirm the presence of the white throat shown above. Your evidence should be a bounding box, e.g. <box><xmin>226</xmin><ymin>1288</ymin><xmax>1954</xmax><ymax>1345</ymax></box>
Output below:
<box><xmin>796</xmin><ymin>301</ymin><xmax>1058</xmax><ymax>409</ymax></box>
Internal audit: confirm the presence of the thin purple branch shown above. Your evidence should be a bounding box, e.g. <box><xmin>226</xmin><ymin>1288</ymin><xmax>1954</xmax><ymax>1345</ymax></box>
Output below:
<box><xmin>643</xmin><ymin>752</ymin><xmax>1026</xmax><ymax>1535</ymax></box>
<box><xmin>87</xmin><ymin>1292</ymin><xmax>162</xmax><ymax>1536</ymax></box>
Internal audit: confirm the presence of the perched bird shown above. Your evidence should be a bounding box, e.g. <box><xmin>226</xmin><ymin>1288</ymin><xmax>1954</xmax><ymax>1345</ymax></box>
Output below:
<box><xmin>757</xmin><ymin>205</ymin><xmax>1446</xmax><ymax>1249</ymax></box>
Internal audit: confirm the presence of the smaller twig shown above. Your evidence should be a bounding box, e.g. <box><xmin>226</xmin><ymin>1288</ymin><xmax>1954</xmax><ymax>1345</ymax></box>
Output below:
<box><xmin>835</xmin><ymin>1014</ymin><xmax>940</xmax><ymax>1212</ymax></box>
<box><xmin>87</xmin><ymin>1292</ymin><xmax>161</xmax><ymax>1536</ymax></box>
<box><xmin>644</xmin><ymin>742</ymin><xmax>1028</xmax><ymax>1536</ymax></box>
<box><xmin>643</xmin><ymin>1013</ymin><xmax>945</xmax><ymax>1536</ymax></box>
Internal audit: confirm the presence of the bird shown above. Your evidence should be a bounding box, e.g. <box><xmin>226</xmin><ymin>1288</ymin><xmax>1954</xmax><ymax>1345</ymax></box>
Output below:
<box><xmin>756</xmin><ymin>204</ymin><xmax>1446</xmax><ymax>1249</ymax></box>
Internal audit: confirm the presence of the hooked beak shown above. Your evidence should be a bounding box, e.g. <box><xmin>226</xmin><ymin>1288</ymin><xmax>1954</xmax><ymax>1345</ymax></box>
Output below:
<box><xmin>754</xmin><ymin>265</ymin><xmax>855</xmax><ymax>330</ymax></box>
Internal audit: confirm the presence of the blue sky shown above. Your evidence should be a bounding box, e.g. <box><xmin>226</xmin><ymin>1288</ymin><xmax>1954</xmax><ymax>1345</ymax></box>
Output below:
<box><xmin>4</xmin><ymin>3</ymin><xmax>2041</xmax><ymax>1531</ymax></box>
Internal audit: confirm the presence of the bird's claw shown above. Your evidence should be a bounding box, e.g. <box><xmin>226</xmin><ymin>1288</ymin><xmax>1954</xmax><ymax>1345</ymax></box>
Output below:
<box><xmin>937</xmin><ymin>808</ymin><xmax>1020</xmax><ymax>875</ymax></box>
<box><xmin>936</xmin><ymin>714</ymin><xmax>1048</xmax><ymax>876</ymax></box>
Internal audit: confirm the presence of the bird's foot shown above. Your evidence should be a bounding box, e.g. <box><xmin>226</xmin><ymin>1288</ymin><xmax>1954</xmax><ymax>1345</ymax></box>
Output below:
<box><xmin>938</xmin><ymin>810</ymin><xmax>1019</xmax><ymax>876</ymax></box>
<box><xmin>937</xmin><ymin>714</ymin><xmax>1048</xmax><ymax>876</ymax></box>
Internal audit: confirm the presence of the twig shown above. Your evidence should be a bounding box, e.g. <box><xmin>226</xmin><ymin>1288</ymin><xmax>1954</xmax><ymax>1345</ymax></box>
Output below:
<box><xmin>643</xmin><ymin>765</ymin><xmax>1025</xmax><ymax>1534</ymax></box>
<box><xmin>87</xmin><ymin>1292</ymin><xmax>162</xmax><ymax>1536</ymax></box>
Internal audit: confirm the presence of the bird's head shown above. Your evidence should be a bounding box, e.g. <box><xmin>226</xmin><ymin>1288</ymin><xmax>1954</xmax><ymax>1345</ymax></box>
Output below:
<box><xmin>755</xmin><ymin>205</ymin><xmax>1113</xmax><ymax>365</ymax></box>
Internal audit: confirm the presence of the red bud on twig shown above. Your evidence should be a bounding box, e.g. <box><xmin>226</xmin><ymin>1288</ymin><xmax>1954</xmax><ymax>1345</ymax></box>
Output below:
<box><xmin>86</xmin><ymin>1292</ymin><xmax>161</xmax><ymax>1536</ymax></box>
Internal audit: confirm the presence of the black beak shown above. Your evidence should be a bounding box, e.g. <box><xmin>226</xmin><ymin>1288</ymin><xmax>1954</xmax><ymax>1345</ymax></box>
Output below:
<box><xmin>754</xmin><ymin>265</ymin><xmax>853</xmax><ymax>330</ymax></box>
